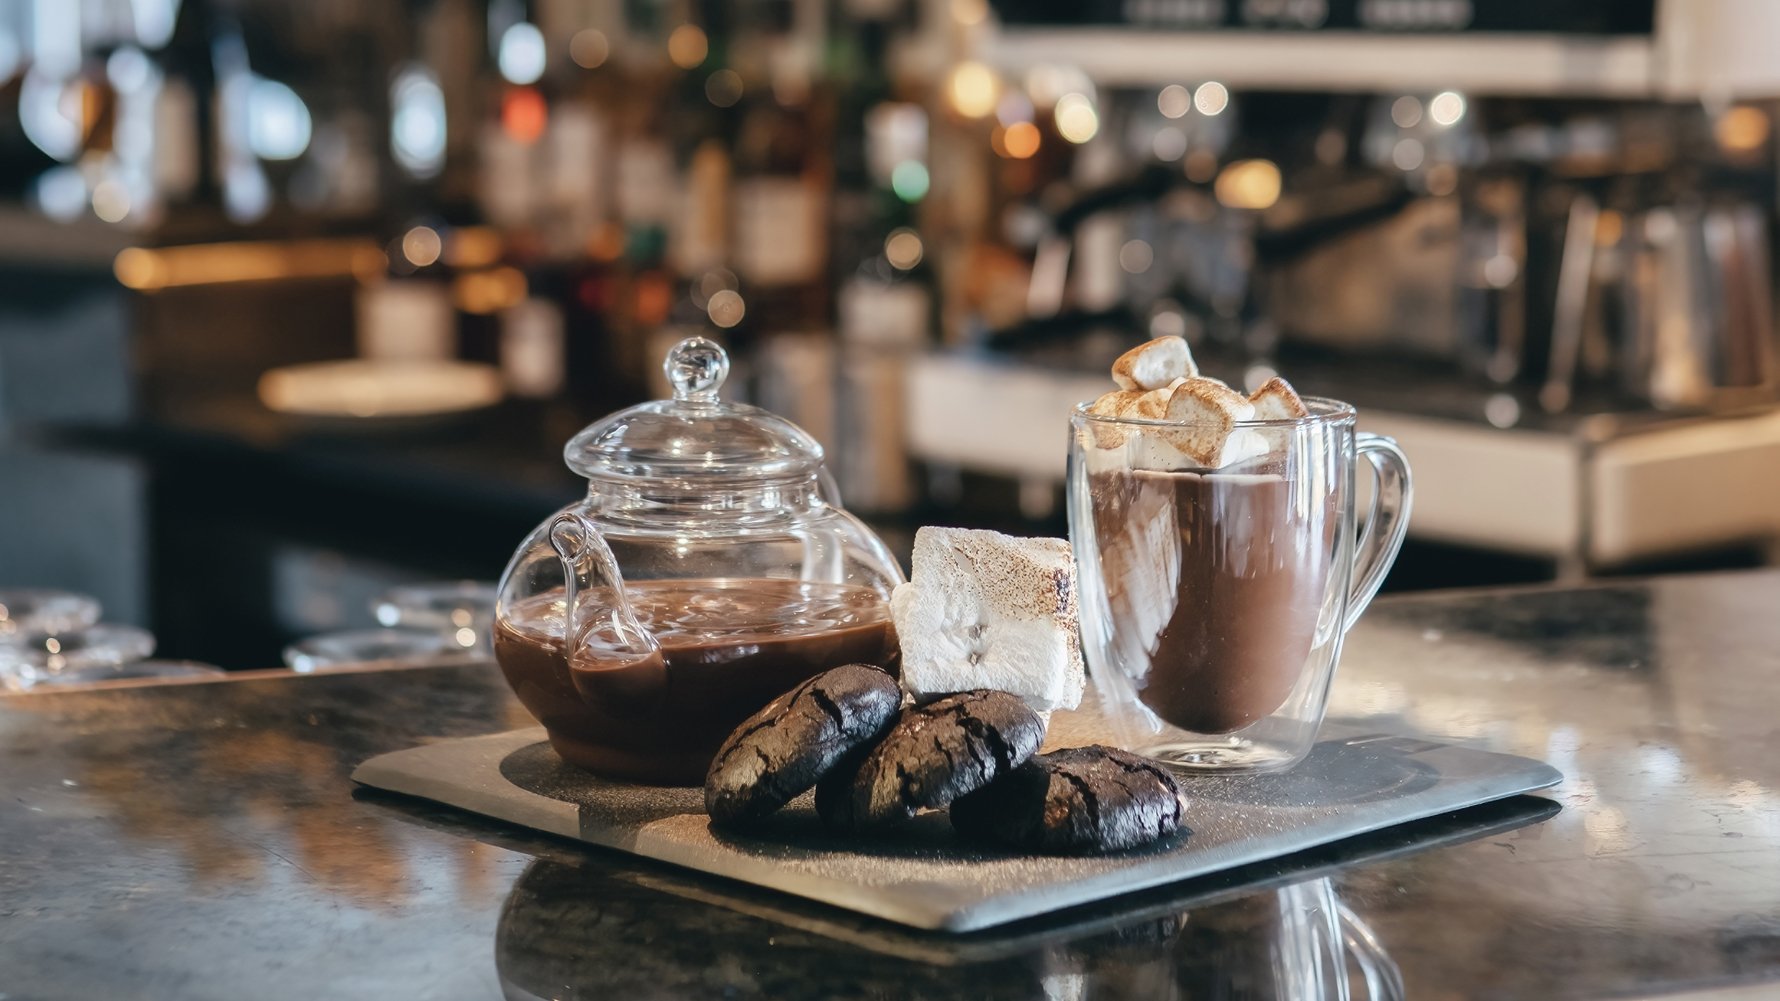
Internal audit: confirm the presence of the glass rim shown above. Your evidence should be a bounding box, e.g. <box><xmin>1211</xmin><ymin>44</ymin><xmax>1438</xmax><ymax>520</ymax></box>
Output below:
<box><xmin>1072</xmin><ymin>394</ymin><xmax>1357</xmax><ymax>429</ymax></box>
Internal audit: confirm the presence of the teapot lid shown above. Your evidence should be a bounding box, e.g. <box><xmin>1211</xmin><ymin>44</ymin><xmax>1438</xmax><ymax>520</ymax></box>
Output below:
<box><xmin>563</xmin><ymin>336</ymin><xmax>824</xmax><ymax>485</ymax></box>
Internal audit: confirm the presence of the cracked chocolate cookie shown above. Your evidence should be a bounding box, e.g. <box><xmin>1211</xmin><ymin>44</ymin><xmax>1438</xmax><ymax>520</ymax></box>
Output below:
<box><xmin>951</xmin><ymin>745</ymin><xmax>1188</xmax><ymax>854</ymax></box>
<box><xmin>705</xmin><ymin>664</ymin><xmax>902</xmax><ymax>827</ymax></box>
<box><xmin>815</xmin><ymin>689</ymin><xmax>1045</xmax><ymax>832</ymax></box>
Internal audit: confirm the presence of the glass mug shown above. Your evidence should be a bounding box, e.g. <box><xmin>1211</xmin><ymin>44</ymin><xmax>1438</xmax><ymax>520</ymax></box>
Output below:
<box><xmin>1067</xmin><ymin>396</ymin><xmax>1411</xmax><ymax>772</ymax></box>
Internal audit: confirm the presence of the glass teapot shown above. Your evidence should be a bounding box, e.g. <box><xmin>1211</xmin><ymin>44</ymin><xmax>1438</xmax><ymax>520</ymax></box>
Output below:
<box><xmin>493</xmin><ymin>337</ymin><xmax>904</xmax><ymax>785</ymax></box>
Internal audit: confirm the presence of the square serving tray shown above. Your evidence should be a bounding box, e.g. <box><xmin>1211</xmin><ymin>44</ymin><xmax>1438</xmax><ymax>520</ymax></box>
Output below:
<box><xmin>353</xmin><ymin>699</ymin><xmax>1560</xmax><ymax>932</ymax></box>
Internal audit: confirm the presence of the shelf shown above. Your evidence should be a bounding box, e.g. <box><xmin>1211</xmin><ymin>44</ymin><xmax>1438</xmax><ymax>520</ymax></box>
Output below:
<box><xmin>976</xmin><ymin>28</ymin><xmax>1658</xmax><ymax>96</ymax></box>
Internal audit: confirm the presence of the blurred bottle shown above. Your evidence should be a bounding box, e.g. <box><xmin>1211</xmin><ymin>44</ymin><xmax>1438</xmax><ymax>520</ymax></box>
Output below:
<box><xmin>828</xmin><ymin>12</ymin><xmax>932</xmax><ymax>513</ymax></box>
<box><xmin>500</xmin><ymin>295</ymin><xmax>567</xmax><ymax>400</ymax></box>
<box><xmin>358</xmin><ymin>270</ymin><xmax>456</xmax><ymax>361</ymax></box>
<box><xmin>728</xmin><ymin>33</ymin><xmax>829</xmax><ymax>339</ymax></box>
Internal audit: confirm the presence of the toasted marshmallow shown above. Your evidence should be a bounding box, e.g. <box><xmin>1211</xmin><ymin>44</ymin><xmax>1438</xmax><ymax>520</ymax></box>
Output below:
<box><xmin>1249</xmin><ymin>376</ymin><xmax>1309</xmax><ymax>420</ymax></box>
<box><xmin>1112</xmin><ymin>336</ymin><xmax>1197</xmax><ymax>391</ymax></box>
<box><xmin>892</xmin><ymin>527</ymin><xmax>1085</xmax><ymax>714</ymax></box>
<box><xmin>1089</xmin><ymin>389</ymin><xmax>1165</xmax><ymax>419</ymax></box>
<box><xmin>1138</xmin><ymin>377</ymin><xmax>1187</xmax><ymax>414</ymax></box>
<box><xmin>1151</xmin><ymin>377</ymin><xmax>1261</xmax><ymax>467</ymax></box>
<box><xmin>1084</xmin><ymin>389</ymin><xmax>1165</xmax><ymax>448</ymax></box>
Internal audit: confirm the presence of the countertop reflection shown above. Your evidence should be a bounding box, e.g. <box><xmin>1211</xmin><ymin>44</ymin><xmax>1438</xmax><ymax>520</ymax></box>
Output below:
<box><xmin>3</xmin><ymin>571</ymin><xmax>1778</xmax><ymax>1000</ymax></box>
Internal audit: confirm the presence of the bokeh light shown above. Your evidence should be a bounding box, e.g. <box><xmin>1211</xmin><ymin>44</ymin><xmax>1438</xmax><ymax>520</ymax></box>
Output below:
<box><xmin>669</xmin><ymin>25</ymin><xmax>710</xmax><ymax>69</ymax></box>
<box><xmin>570</xmin><ymin>30</ymin><xmax>610</xmax><ymax>69</ymax></box>
<box><xmin>402</xmin><ymin>226</ymin><xmax>443</xmax><ymax>267</ymax></box>
<box><xmin>33</xmin><ymin>167</ymin><xmax>87</xmax><ymax>222</ymax></box>
<box><xmin>885</xmin><ymin>228</ymin><xmax>924</xmax><ymax>269</ymax></box>
<box><xmin>707</xmin><ymin>289</ymin><xmax>745</xmax><ymax>327</ymax></box>
<box><xmin>947</xmin><ymin>62</ymin><xmax>998</xmax><ymax>119</ymax></box>
<box><xmin>891</xmin><ymin>161</ymin><xmax>930</xmax><ymax>201</ymax></box>
<box><xmin>497</xmin><ymin>23</ymin><xmax>547</xmax><ymax>85</ymax></box>
<box><xmin>91</xmin><ymin>180</ymin><xmax>132</xmax><ymax>223</ymax></box>
<box><xmin>1717</xmin><ymin>105</ymin><xmax>1771</xmax><ymax>153</ymax></box>
<box><xmin>391</xmin><ymin>65</ymin><xmax>447</xmax><ymax>178</ymax></box>
<box><xmin>1152</xmin><ymin>126</ymin><xmax>1187</xmax><ymax>161</ymax></box>
<box><xmin>1118</xmin><ymin>239</ymin><xmax>1153</xmax><ymax>274</ymax></box>
<box><xmin>1391</xmin><ymin>137</ymin><xmax>1425</xmax><ymax>171</ymax></box>
<box><xmin>1429</xmin><ymin>91</ymin><xmax>1466</xmax><ymax>127</ymax></box>
<box><xmin>1054</xmin><ymin>93</ymin><xmax>1098</xmax><ymax>144</ymax></box>
<box><xmin>1157</xmin><ymin>84</ymin><xmax>1191</xmax><ymax>119</ymax></box>
<box><xmin>1000</xmin><ymin>121</ymin><xmax>1040</xmax><ymax>159</ymax></box>
<box><xmin>501</xmin><ymin>87</ymin><xmax>547</xmax><ymax>144</ymax></box>
<box><xmin>1214</xmin><ymin>159</ymin><xmax>1281</xmax><ymax>210</ymax></box>
<box><xmin>1391</xmin><ymin>95</ymin><xmax>1423</xmax><ymax>128</ymax></box>
<box><xmin>705</xmin><ymin>69</ymin><xmax>743</xmax><ymax>107</ymax></box>
<box><xmin>246</xmin><ymin>78</ymin><xmax>312</xmax><ymax>160</ymax></box>
<box><xmin>1193</xmin><ymin>81</ymin><xmax>1229</xmax><ymax>116</ymax></box>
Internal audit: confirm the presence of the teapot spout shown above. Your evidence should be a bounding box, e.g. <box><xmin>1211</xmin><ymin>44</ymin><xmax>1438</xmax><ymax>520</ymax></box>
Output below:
<box><xmin>548</xmin><ymin>512</ymin><xmax>662</xmax><ymax>672</ymax></box>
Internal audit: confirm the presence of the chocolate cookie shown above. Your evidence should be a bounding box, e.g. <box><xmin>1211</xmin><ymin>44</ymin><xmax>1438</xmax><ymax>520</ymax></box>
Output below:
<box><xmin>704</xmin><ymin>664</ymin><xmax>902</xmax><ymax>827</ymax></box>
<box><xmin>816</xmin><ymin>689</ymin><xmax>1045</xmax><ymax>832</ymax></box>
<box><xmin>951</xmin><ymin>745</ymin><xmax>1187</xmax><ymax>854</ymax></box>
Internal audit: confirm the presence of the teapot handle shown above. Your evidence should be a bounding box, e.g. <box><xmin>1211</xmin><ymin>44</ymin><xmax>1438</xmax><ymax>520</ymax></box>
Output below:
<box><xmin>548</xmin><ymin>512</ymin><xmax>660</xmax><ymax>668</ymax></box>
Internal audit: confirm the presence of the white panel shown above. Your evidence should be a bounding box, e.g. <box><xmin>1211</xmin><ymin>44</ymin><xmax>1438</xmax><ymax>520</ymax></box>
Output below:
<box><xmin>1591</xmin><ymin>411</ymin><xmax>1780</xmax><ymax>563</ymax></box>
<box><xmin>1358</xmin><ymin>413</ymin><xmax>1583</xmax><ymax>557</ymax></box>
<box><xmin>1658</xmin><ymin>0</ymin><xmax>1780</xmax><ymax>99</ymax></box>
<box><xmin>904</xmin><ymin>353</ymin><xmax>1105</xmax><ymax>480</ymax></box>
<box><xmin>978</xmin><ymin>30</ymin><xmax>1656</xmax><ymax>96</ymax></box>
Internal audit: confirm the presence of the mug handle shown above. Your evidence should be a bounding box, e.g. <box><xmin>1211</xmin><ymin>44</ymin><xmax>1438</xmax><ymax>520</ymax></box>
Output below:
<box><xmin>1345</xmin><ymin>434</ymin><xmax>1413</xmax><ymax>631</ymax></box>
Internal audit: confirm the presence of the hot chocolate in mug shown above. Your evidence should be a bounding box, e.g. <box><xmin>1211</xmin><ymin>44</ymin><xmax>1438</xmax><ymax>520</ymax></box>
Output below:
<box><xmin>1068</xmin><ymin>396</ymin><xmax>1411</xmax><ymax>772</ymax></box>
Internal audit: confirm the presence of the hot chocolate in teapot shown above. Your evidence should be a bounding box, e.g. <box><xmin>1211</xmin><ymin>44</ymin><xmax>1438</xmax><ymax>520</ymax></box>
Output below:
<box><xmin>493</xmin><ymin>337</ymin><xmax>904</xmax><ymax>785</ymax></box>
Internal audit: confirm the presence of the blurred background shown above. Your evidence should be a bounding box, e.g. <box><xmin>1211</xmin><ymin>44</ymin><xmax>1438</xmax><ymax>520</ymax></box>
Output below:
<box><xmin>3</xmin><ymin>0</ymin><xmax>1780</xmax><ymax>670</ymax></box>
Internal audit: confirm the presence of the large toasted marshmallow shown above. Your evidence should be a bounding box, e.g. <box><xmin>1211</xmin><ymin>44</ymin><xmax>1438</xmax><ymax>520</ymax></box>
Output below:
<box><xmin>1112</xmin><ymin>336</ymin><xmax>1197</xmax><ymax>391</ymax></box>
<box><xmin>891</xmin><ymin>527</ymin><xmax>1086</xmax><ymax>714</ymax></box>
<box><xmin>1155</xmin><ymin>377</ymin><xmax>1267</xmax><ymax>468</ymax></box>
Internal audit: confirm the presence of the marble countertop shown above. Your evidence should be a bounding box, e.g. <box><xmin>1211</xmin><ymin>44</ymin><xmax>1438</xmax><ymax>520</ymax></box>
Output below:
<box><xmin>3</xmin><ymin>570</ymin><xmax>1778</xmax><ymax>1000</ymax></box>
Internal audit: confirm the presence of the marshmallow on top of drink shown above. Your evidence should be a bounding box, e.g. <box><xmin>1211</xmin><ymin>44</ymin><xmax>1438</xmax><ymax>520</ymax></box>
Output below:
<box><xmin>1080</xmin><ymin>336</ymin><xmax>1307</xmax><ymax>471</ymax></box>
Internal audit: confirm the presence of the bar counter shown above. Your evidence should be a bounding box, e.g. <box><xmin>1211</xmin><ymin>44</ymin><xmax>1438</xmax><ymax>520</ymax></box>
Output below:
<box><xmin>4</xmin><ymin>570</ymin><xmax>1778</xmax><ymax>999</ymax></box>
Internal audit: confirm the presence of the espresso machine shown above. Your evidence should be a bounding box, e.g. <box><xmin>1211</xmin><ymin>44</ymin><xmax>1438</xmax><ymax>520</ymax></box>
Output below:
<box><xmin>908</xmin><ymin>0</ymin><xmax>1780</xmax><ymax>583</ymax></box>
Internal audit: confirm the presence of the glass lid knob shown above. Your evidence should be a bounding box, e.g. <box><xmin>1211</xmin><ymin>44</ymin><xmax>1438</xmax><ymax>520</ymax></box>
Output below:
<box><xmin>665</xmin><ymin>336</ymin><xmax>729</xmax><ymax>403</ymax></box>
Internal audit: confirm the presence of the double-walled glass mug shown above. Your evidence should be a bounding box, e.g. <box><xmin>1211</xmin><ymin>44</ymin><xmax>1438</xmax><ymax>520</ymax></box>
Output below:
<box><xmin>1067</xmin><ymin>396</ymin><xmax>1411</xmax><ymax>772</ymax></box>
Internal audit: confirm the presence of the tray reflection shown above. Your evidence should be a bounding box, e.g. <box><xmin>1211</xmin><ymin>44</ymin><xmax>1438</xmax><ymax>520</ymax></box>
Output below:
<box><xmin>486</xmin><ymin>795</ymin><xmax>1555</xmax><ymax>1000</ymax></box>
